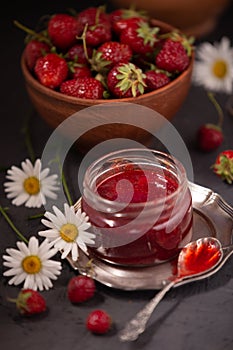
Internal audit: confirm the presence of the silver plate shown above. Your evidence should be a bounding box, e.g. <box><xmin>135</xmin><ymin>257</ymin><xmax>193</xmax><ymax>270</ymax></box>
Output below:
<box><xmin>68</xmin><ymin>182</ymin><xmax>233</xmax><ymax>290</ymax></box>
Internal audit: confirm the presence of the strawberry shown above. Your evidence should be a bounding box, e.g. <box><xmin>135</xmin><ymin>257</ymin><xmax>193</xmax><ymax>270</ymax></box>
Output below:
<box><xmin>13</xmin><ymin>289</ymin><xmax>46</xmax><ymax>316</ymax></box>
<box><xmin>24</xmin><ymin>40</ymin><xmax>50</xmax><ymax>71</ymax></box>
<box><xmin>110</xmin><ymin>7</ymin><xmax>148</xmax><ymax>35</ymax></box>
<box><xmin>109</xmin><ymin>7</ymin><xmax>148</xmax><ymax>25</ymax></box>
<box><xmin>145</xmin><ymin>70</ymin><xmax>170</xmax><ymax>91</ymax></box>
<box><xmin>84</xmin><ymin>23</ymin><xmax>112</xmax><ymax>47</ymax></box>
<box><xmin>48</xmin><ymin>13</ymin><xmax>82</xmax><ymax>50</ymax></box>
<box><xmin>197</xmin><ymin>92</ymin><xmax>224</xmax><ymax>152</ymax></box>
<box><xmin>76</xmin><ymin>6</ymin><xmax>110</xmax><ymax>29</ymax></box>
<box><xmin>107</xmin><ymin>62</ymin><xmax>147</xmax><ymax>98</ymax></box>
<box><xmin>66</xmin><ymin>44</ymin><xmax>93</xmax><ymax>64</ymax></box>
<box><xmin>86</xmin><ymin>309</ymin><xmax>112</xmax><ymax>334</ymax></box>
<box><xmin>155</xmin><ymin>38</ymin><xmax>190</xmax><ymax>73</ymax></box>
<box><xmin>77</xmin><ymin>6</ymin><xmax>112</xmax><ymax>47</ymax></box>
<box><xmin>67</xmin><ymin>275</ymin><xmax>96</xmax><ymax>303</ymax></box>
<box><xmin>213</xmin><ymin>150</ymin><xmax>233</xmax><ymax>184</ymax></box>
<box><xmin>94</xmin><ymin>41</ymin><xmax>132</xmax><ymax>71</ymax></box>
<box><xmin>60</xmin><ymin>77</ymin><xmax>105</xmax><ymax>99</ymax></box>
<box><xmin>34</xmin><ymin>53</ymin><xmax>69</xmax><ymax>89</ymax></box>
<box><xmin>197</xmin><ymin>124</ymin><xmax>223</xmax><ymax>152</ymax></box>
<box><xmin>120</xmin><ymin>20</ymin><xmax>159</xmax><ymax>56</ymax></box>
<box><xmin>71</xmin><ymin>65</ymin><xmax>92</xmax><ymax>79</ymax></box>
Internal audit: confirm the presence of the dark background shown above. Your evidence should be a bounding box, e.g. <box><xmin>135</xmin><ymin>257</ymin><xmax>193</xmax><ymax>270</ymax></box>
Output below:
<box><xmin>0</xmin><ymin>1</ymin><xmax>233</xmax><ymax>350</ymax></box>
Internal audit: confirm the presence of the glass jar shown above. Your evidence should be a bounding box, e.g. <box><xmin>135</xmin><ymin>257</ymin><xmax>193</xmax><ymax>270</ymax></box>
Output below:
<box><xmin>81</xmin><ymin>149</ymin><xmax>193</xmax><ymax>266</ymax></box>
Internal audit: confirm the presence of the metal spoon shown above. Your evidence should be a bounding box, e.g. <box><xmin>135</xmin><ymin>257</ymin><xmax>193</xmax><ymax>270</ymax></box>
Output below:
<box><xmin>119</xmin><ymin>237</ymin><xmax>226</xmax><ymax>342</ymax></box>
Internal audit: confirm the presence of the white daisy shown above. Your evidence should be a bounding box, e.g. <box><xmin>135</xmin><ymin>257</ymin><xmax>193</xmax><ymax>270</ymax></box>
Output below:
<box><xmin>192</xmin><ymin>37</ymin><xmax>233</xmax><ymax>93</ymax></box>
<box><xmin>4</xmin><ymin>158</ymin><xmax>59</xmax><ymax>208</ymax></box>
<box><xmin>38</xmin><ymin>203</ymin><xmax>96</xmax><ymax>261</ymax></box>
<box><xmin>3</xmin><ymin>236</ymin><xmax>62</xmax><ymax>291</ymax></box>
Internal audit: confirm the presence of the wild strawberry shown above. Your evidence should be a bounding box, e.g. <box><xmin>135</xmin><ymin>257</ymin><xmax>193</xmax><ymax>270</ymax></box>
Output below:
<box><xmin>86</xmin><ymin>309</ymin><xmax>112</xmax><ymax>334</ymax></box>
<box><xmin>213</xmin><ymin>150</ymin><xmax>233</xmax><ymax>184</ymax></box>
<box><xmin>145</xmin><ymin>70</ymin><xmax>170</xmax><ymax>91</ymax></box>
<box><xmin>67</xmin><ymin>275</ymin><xmax>96</xmax><ymax>303</ymax></box>
<box><xmin>120</xmin><ymin>20</ymin><xmax>159</xmax><ymax>56</ymax></box>
<box><xmin>11</xmin><ymin>289</ymin><xmax>46</xmax><ymax>316</ymax></box>
<box><xmin>107</xmin><ymin>62</ymin><xmax>147</xmax><ymax>98</ymax></box>
<box><xmin>34</xmin><ymin>53</ymin><xmax>68</xmax><ymax>89</ymax></box>
<box><xmin>93</xmin><ymin>41</ymin><xmax>132</xmax><ymax>71</ymax></box>
<box><xmin>24</xmin><ymin>40</ymin><xmax>50</xmax><ymax>71</ymax></box>
<box><xmin>48</xmin><ymin>13</ymin><xmax>82</xmax><ymax>50</ymax></box>
<box><xmin>60</xmin><ymin>77</ymin><xmax>105</xmax><ymax>99</ymax></box>
<box><xmin>66</xmin><ymin>44</ymin><xmax>93</xmax><ymax>64</ymax></box>
<box><xmin>197</xmin><ymin>92</ymin><xmax>224</xmax><ymax>152</ymax></box>
<box><xmin>155</xmin><ymin>38</ymin><xmax>190</xmax><ymax>73</ymax></box>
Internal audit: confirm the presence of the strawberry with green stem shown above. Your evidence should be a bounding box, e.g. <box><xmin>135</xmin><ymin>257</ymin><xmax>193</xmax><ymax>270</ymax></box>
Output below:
<box><xmin>197</xmin><ymin>92</ymin><xmax>224</xmax><ymax>152</ymax></box>
<box><xmin>107</xmin><ymin>62</ymin><xmax>147</xmax><ymax>98</ymax></box>
<box><xmin>213</xmin><ymin>150</ymin><xmax>233</xmax><ymax>184</ymax></box>
<box><xmin>8</xmin><ymin>289</ymin><xmax>46</xmax><ymax>316</ymax></box>
<box><xmin>120</xmin><ymin>20</ymin><xmax>160</xmax><ymax>56</ymax></box>
<box><xmin>155</xmin><ymin>31</ymin><xmax>193</xmax><ymax>73</ymax></box>
<box><xmin>76</xmin><ymin>6</ymin><xmax>112</xmax><ymax>47</ymax></box>
<box><xmin>14</xmin><ymin>20</ymin><xmax>52</xmax><ymax>70</ymax></box>
<box><xmin>92</xmin><ymin>41</ymin><xmax>133</xmax><ymax>72</ymax></box>
<box><xmin>110</xmin><ymin>6</ymin><xmax>148</xmax><ymax>36</ymax></box>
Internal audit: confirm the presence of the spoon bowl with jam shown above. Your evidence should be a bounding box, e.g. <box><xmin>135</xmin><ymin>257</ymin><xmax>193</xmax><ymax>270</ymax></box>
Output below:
<box><xmin>119</xmin><ymin>236</ymin><xmax>228</xmax><ymax>342</ymax></box>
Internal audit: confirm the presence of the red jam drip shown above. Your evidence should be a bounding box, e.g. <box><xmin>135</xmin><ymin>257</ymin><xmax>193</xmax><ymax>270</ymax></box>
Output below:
<box><xmin>178</xmin><ymin>240</ymin><xmax>222</xmax><ymax>278</ymax></box>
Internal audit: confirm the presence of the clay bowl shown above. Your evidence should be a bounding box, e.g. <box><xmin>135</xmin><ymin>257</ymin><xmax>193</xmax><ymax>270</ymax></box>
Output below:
<box><xmin>21</xmin><ymin>19</ymin><xmax>194</xmax><ymax>153</ymax></box>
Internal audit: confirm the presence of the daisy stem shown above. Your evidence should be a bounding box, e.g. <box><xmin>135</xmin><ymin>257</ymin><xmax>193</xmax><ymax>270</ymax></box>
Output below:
<box><xmin>49</xmin><ymin>155</ymin><xmax>73</xmax><ymax>206</ymax></box>
<box><xmin>28</xmin><ymin>212</ymin><xmax>45</xmax><ymax>220</ymax></box>
<box><xmin>21</xmin><ymin>111</ymin><xmax>36</xmax><ymax>163</ymax></box>
<box><xmin>0</xmin><ymin>206</ymin><xmax>28</xmax><ymax>243</ymax></box>
<box><xmin>60</xmin><ymin>165</ymin><xmax>73</xmax><ymax>206</ymax></box>
<box><xmin>207</xmin><ymin>91</ymin><xmax>224</xmax><ymax>128</ymax></box>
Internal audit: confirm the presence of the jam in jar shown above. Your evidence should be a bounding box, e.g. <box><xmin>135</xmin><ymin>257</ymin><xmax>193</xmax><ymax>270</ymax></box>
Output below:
<box><xmin>81</xmin><ymin>149</ymin><xmax>193</xmax><ymax>266</ymax></box>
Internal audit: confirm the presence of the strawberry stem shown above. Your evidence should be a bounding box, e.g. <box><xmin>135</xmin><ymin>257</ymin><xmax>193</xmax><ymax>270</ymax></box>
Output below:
<box><xmin>14</xmin><ymin>20</ymin><xmax>51</xmax><ymax>45</ymax></box>
<box><xmin>0</xmin><ymin>206</ymin><xmax>28</xmax><ymax>243</ymax></box>
<box><xmin>79</xmin><ymin>24</ymin><xmax>92</xmax><ymax>65</ymax></box>
<box><xmin>7</xmin><ymin>297</ymin><xmax>17</xmax><ymax>303</ymax></box>
<box><xmin>207</xmin><ymin>91</ymin><xmax>224</xmax><ymax>128</ymax></box>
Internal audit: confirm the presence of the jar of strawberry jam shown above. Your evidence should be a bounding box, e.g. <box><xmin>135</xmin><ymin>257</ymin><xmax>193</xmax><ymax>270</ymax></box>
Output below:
<box><xmin>81</xmin><ymin>149</ymin><xmax>193</xmax><ymax>266</ymax></box>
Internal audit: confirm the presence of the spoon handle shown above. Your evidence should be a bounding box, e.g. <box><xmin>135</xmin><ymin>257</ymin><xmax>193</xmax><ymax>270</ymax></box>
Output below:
<box><xmin>119</xmin><ymin>280</ymin><xmax>176</xmax><ymax>342</ymax></box>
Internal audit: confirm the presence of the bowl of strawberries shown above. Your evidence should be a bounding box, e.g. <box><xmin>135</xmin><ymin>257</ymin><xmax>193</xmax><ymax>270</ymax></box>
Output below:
<box><xmin>20</xmin><ymin>5</ymin><xmax>194</xmax><ymax>152</ymax></box>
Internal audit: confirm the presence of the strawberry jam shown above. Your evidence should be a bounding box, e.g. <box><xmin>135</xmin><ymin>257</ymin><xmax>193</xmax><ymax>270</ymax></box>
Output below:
<box><xmin>82</xmin><ymin>149</ymin><xmax>193</xmax><ymax>266</ymax></box>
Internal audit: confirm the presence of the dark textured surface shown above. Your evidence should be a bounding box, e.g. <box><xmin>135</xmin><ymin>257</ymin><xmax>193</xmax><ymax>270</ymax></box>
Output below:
<box><xmin>0</xmin><ymin>2</ymin><xmax>233</xmax><ymax>350</ymax></box>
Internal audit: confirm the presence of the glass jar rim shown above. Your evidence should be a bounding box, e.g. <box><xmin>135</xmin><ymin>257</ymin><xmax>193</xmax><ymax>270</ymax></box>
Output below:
<box><xmin>82</xmin><ymin>148</ymin><xmax>189</xmax><ymax>210</ymax></box>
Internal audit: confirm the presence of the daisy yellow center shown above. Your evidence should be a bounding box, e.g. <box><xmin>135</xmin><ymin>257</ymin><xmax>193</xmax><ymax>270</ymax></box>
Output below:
<box><xmin>22</xmin><ymin>255</ymin><xmax>42</xmax><ymax>274</ymax></box>
<box><xmin>23</xmin><ymin>176</ymin><xmax>40</xmax><ymax>195</ymax></box>
<box><xmin>212</xmin><ymin>60</ymin><xmax>228</xmax><ymax>78</ymax></box>
<box><xmin>60</xmin><ymin>223</ymin><xmax>78</xmax><ymax>242</ymax></box>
